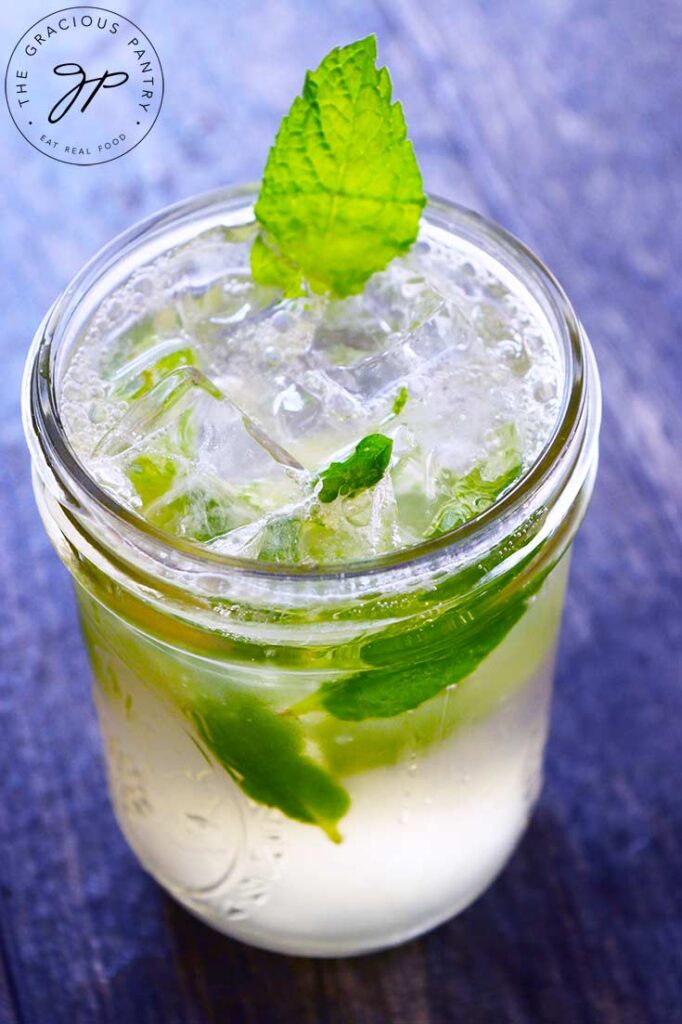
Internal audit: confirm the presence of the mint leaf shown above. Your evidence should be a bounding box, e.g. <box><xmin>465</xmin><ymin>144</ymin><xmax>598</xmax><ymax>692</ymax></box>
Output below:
<box><xmin>192</xmin><ymin>691</ymin><xmax>350</xmax><ymax>842</ymax></box>
<box><xmin>258</xmin><ymin>514</ymin><xmax>303</xmax><ymax>562</ymax></box>
<box><xmin>120</xmin><ymin>348</ymin><xmax>197</xmax><ymax>401</ymax></box>
<box><xmin>317</xmin><ymin>433</ymin><xmax>393</xmax><ymax>503</ymax></box>
<box><xmin>127</xmin><ymin>430</ymin><xmax>254</xmax><ymax>545</ymax></box>
<box><xmin>430</xmin><ymin>424</ymin><xmax>522</xmax><ymax>535</ymax></box>
<box><xmin>128</xmin><ymin>455</ymin><xmax>254</xmax><ymax>542</ymax></box>
<box><xmin>288</xmin><ymin>517</ymin><xmax>550</xmax><ymax>720</ymax></box>
<box><xmin>252</xmin><ymin>35</ymin><xmax>426</xmax><ymax>297</ymax></box>
<box><xmin>127</xmin><ymin>453</ymin><xmax>178</xmax><ymax>507</ymax></box>
<box><xmin>431</xmin><ymin>464</ymin><xmax>521</xmax><ymax>535</ymax></box>
<box><xmin>392</xmin><ymin>386</ymin><xmax>409</xmax><ymax>417</ymax></box>
<box><xmin>291</xmin><ymin>567</ymin><xmax>550</xmax><ymax>721</ymax></box>
<box><xmin>250</xmin><ymin>233</ymin><xmax>305</xmax><ymax>297</ymax></box>
<box><xmin>82</xmin><ymin>593</ymin><xmax>350</xmax><ymax>842</ymax></box>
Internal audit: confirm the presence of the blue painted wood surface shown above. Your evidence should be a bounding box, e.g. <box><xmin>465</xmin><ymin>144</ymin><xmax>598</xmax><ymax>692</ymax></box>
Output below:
<box><xmin>0</xmin><ymin>1</ymin><xmax>680</xmax><ymax>1021</ymax></box>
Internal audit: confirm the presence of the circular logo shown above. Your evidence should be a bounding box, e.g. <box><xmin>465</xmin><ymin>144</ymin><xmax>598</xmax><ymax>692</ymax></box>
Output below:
<box><xmin>4</xmin><ymin>6</ymin><xmax>163</xmax><ymax>165</ymax></box>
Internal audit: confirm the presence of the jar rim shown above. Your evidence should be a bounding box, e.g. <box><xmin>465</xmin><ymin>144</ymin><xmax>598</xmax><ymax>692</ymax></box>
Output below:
<box><xmin>24</xmin><ymin>185</ymin><xmax>600</xmax><ymax>588</ymax></box>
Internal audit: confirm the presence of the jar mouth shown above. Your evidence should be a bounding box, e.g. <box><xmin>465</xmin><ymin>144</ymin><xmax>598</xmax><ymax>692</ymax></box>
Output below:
<box><xmin>24</xmin><ymin>185</ymin><xmax>600</xmax><ymax>585</ymax></box>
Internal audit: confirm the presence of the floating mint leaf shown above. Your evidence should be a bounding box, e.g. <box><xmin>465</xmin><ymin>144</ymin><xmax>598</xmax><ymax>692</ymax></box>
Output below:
<box><xmin>392</xmin><ymin>386</ymin><xmax>409</xmax><ymax>416</ymax></box>
<box><xmin>127</xmin><ymin>452</ymin><xmax>178</xmax><ymax>507</ymax></box>
<box><xmin>120</xmin><ymin>348</ymin><xmax>197</xmax><ymax>401</ymax></box>
<box><xmin>317</xmin><ymin>433</ymin><xmax>393</xmax><ymax>504</ymax></box>
<box><xmin>430</xmin><ymin>424</ymin><xmax>522</xmax><ymax>535</ymax></box>
<box><xmin>252</xmin><ymin>35</ymin><xmax>426</xmax><ymax>298</ymax></box>
<box><xmin>258</xmin><ymin>513</ymin><xmax>303</xmax><ymax>562</ymax></box>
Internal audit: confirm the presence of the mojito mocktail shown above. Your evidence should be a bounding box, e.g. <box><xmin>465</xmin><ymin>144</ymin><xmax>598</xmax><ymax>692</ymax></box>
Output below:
<box><xmin>24</xmin><ymin>39</ymin><xmax>600</xmax><ymax>956</ymax></box>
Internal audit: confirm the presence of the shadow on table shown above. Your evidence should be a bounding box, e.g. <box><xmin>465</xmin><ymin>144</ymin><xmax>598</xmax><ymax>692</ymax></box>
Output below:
<box><xmin>162</xmin><ymin>808</ymin><xmax>632</xmax><ymax>1024</ymax></box>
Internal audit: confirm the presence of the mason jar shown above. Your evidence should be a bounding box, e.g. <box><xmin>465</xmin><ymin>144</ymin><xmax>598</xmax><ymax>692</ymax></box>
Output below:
<box><xmin>23</xmin><ymin>187</ymin><xmax>601</xmax><ymax>957</ymax></box>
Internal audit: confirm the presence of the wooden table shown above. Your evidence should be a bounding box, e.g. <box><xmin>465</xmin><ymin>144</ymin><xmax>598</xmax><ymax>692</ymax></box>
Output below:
<box><xmin>0</xmin><ymin>1</ymin><xmax>679</xmax><ymax>1020</ymax></box>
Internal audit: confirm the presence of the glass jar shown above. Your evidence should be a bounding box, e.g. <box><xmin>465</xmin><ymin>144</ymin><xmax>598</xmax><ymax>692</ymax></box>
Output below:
<box><xmin>23</xmin><ymin>188</ymin><xmax>601</xmax><ymax>957</ymax></box>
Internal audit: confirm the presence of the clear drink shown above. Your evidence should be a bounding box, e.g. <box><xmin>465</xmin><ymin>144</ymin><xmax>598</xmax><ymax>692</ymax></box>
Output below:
<box><xmin>24</xmin><ymin>188</ymin><xmax>600</xmax><ymax>956</ymax></box>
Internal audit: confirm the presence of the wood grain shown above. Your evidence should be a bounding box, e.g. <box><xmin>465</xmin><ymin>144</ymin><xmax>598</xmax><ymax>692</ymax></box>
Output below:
<box><xmin>0</xmin><ymin>1</ymin><xmax>679</xmax><ymax>1021</ymax></box>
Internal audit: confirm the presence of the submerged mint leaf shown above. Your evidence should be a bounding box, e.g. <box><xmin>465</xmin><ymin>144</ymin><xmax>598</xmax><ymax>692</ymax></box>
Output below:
<box><xmin>252</xmin><ymin>35</ymin><xmax>426</xmax><ymax>298</ymax></box>
<box><xmin>80</xmin><ymin>590</ymin><xmax>349</xmax><ymax>840</ymax></box>
<box><xmin>291</xmin><ymin>564</ymin><xmax>551</xmax><ymax>721</ymax></box>
<box><xmin>288</xmin><ymin>515</ymin><xmax>551</xmax><ymax>721</ymax></box>
<box><xmin>127</xmin><ymin>449</ymin><xmax>253</xmax><ymax>544</ymax></box>
<box><xmin>317</xmin><ymin>434</ymin><xmax>393</xmax><ymax>504</ymax></box>
<box><xmin>293</xmin><ymin>596</ymin><xmax>531</xmax><ymax>720</ymax></box>
<box><xmin>192</xmin><ymin>690</ymin><xmax>350</xmax><ymax>841</ymax></box>
<box><xmin>431</xmin><ymin>464</ymin><xmax>521</xmax><ymax>535</ymax></box>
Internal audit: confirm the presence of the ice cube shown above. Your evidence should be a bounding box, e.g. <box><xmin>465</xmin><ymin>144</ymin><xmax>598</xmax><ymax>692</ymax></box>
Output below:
<box><xmin>310</xmin><ymin>263</ymin><xmax>445</xmax><ymax>369</ymax></box>
<box><xmin>180</xmin><ymin>272</ymin><xmax>280</xmax><ymax>340</ymax></box>
<box><xmin>403</xmin><ymin>300</ymin><xmax>474</xmax><ymax>365</ymax></box>
<box><xmin>110</xmin><ymin>336</ymin><xmax>199</xmax><ymax>401</ymax></box>
<box><xmin>323</xmin><ymin>345</ymin><xmax>419</xmax><ymax>405</ymax></box>
<box><xmin>211</xmin><ymin>472</ymin><xmax>401</xmax><ymax>566</ymax></box>
<box><xmin>166</xmin><ymin>227</ymin><xmax>255</xmax><ymax>302</ymax></box>
<box><xmin>98</xmin><ymin>306</ymin><xmax>184</xmax><ymax>382</ymax></box>
<box><xmin>94</xmin><ymin>366</ymin><xmax>223</xmax><ymax>458</ymax></box>
<box><xmin>190</xmin><ymin>266</ymin><xmax>471</xmax><ymax>472</ymax></box>
<box><xmin>215</xmin><ymin>358</ymin><xmax>371</xmax><ymax>472</ymax></box>
<box><xmin>306</xmin><ymin>311</ymin><xmax>469</xmax><ymax>425</ymax></box>
<box><xmin>391</xmin><ymin>435</ymin><xmax>441</xmax><ymax>542</ymax></box>
<box><xmin>297</xmin><ymin>476</ymin><xmax>400</xmax><ymax>563</ymax></box>
<box><xmin>209</xmin><ymin>294</ymin><xmax>320</xmax><ymax>380</ymax></box>
<box><xmin>207</xmin><ymin>519</ymin><xmax>268</xmax><ymax>558</ymax></box>
<box><xmin>267</xmin><ymin>369</ymin><xmax>371</xmax><ymax>468</ymax></box>
<box><xmin>160</xmin><ymin>225</ymin><xmax>282</xmax><ymax>352</ymax></box>
<box><xmin>91</xmin><ymin>364</ymin><xmax>307</xmax><ymax>543</ymax></box>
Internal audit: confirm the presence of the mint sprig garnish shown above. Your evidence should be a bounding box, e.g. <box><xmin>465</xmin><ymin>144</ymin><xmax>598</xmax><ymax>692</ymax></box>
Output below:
<box><xmin>252</xmin><ymin>35</ymin><xmax>426</xmax><ymax>298</ymax></box>
<box><xmin>317</xmin><ymin>433</ymin><xmax>393</xmax><ymax>503</ymax></box>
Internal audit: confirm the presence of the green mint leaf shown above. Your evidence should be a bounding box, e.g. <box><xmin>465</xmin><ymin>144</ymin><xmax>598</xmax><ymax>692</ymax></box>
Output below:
<box><xmin>129</xmin><ymin>458</ymin><xmax>253</xmax><ymax>542</ymax></box>
<box><xmin>431</xmin><ymin>465</ymin><xmax>521</xmax><ymax>534</ymax></box>
<box><xmin>250</xmin><ymin>233</ymin><xmax>305</xmax><ymax>298</ymax></box>
<box><xmin>127</xmin><ymin>453</ymin><xmax>178</xmax><ymax>507</ymax></box>
<box><xmin>252</xmin><ymin>35</ymin><xmax>426</xmax><ymax>298</ymax></box>
<box><xmin>127</xmin><ymin>447</ymin><xmax>254</xmax><ymax>544</ymax></box>
<box><xmin>192</xmin><ymin>691</ymin><xmax>350</xmax><ymax>842</ymax></box>
<box><xmin>291</xmin><ymin>567</ymin><xmax>550</xmax><ymax>721</ymax></box>
<box><xmin>288</xmin><ymin>517</ymin><xmax>550</xmax><ymax>721</ymax></box>
<box><xmin>81</xmin><ymin>595</ymin><xmax>349</xmax><ymax>842</ymax></box>
<box><xmin>430</xmin><ymin>425</ymin><xmax>522</xmax><ymax>535</ymax></box>
<box><xmin>392</xmin><ymin>386</ymin><xmax>409</xmax><ymax>416</ymax></box>
<box><xmin>317</xmin><ymin>433</ymin><xmax>393</xmax><ymax>503</ymax></box>
<box><xmin>116</xmin><ymin>348</ymin><xmax>197</xmax><ymax>401</ymax></box>
<box><xmin>258</xmin><ymin>514</ymin><xmax>303</xmax><ymax>562</ymax></box>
